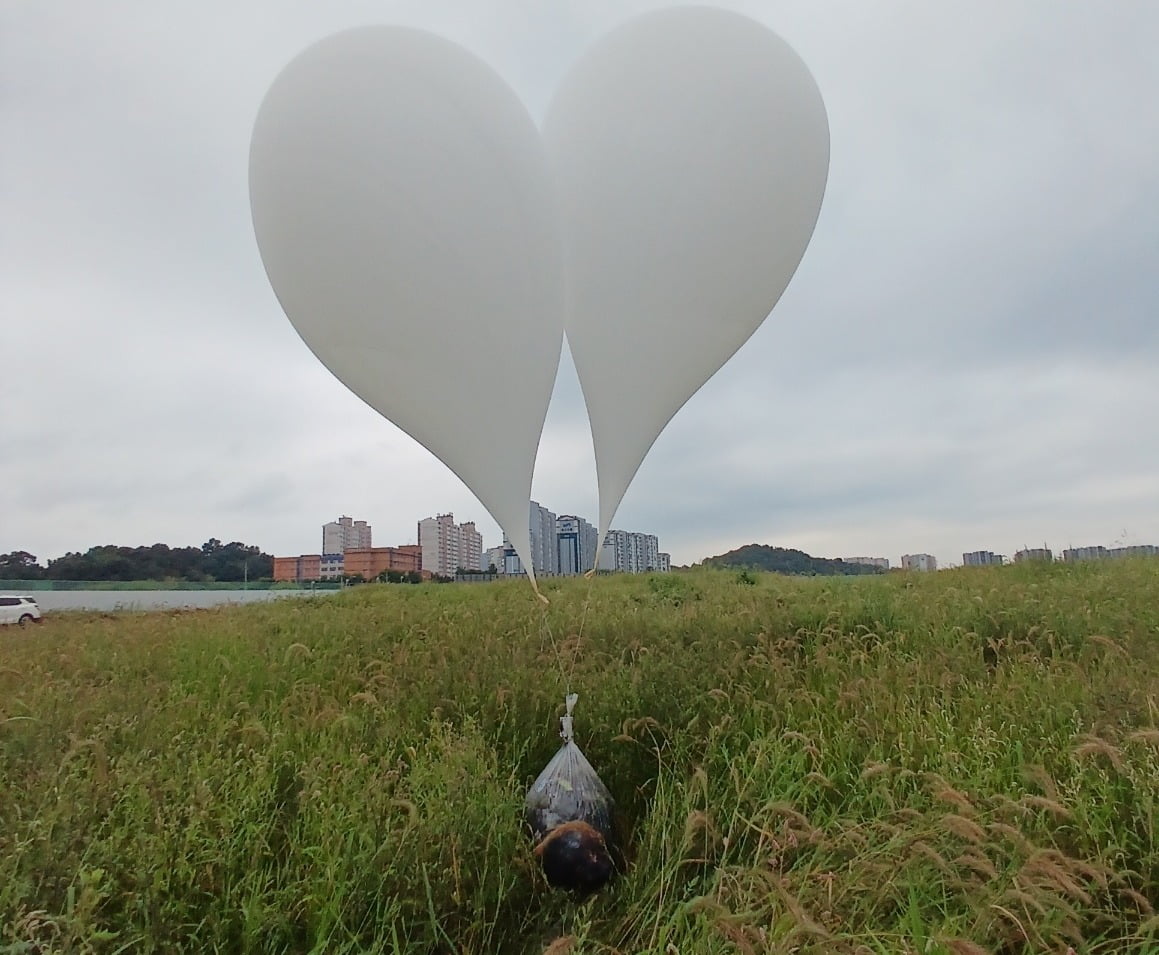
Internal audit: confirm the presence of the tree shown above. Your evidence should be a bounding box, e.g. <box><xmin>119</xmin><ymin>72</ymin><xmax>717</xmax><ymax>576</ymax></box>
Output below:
<box><xmin>40</xmin><ymin>540</ymin><xmax>274</xmax><ymax>582</ymax></box>
<box><xmin>0</xmin><ymin>551</ymin><xmax>43</xmax><ymax>579</ymax></box>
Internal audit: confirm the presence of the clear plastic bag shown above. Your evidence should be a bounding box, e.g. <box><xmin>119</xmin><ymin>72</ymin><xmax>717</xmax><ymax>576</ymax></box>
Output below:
<box><xmin>525</xmin><ymin>737</ymin><xmax>615</xmax><ymax>841</ymax></box>
<box><xmin>524</xmin><ymin>694</ymin><xmax>617</xmax><ymax>893</ymax></box>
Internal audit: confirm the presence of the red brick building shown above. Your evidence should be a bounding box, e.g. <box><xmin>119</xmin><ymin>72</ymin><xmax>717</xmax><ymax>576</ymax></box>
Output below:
<box><xmin>272</xmin><ymin>554</ymin><xmax>322</xmax><ymax>583</ymax></box>
<box><xmin>273</xmin><ymin>545</ymin><xmax>425</xmax><ymax>582</ymax></box>
<box><xmin>343</xmin><ymin>546</ymin><xmax>423</xmax><ymax>580</ymax></box>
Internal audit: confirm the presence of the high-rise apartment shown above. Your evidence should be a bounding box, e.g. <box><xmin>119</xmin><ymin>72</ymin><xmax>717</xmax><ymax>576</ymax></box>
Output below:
<box><xmin>962</xmin><ymin>551</ymin><xmax>1002</xmax><ymax>566</ymax></box>
<box><xmin>600</xmin><ymin>530</ymin><xmax>663</xmax><ymax>573</ymax></box>
<box><xmin>1110</xmin><ymin>544</ymin><xmax>1158</xmax><ymax>558</ymax></box>
<box><xmin>844</xmin><ymin>556</ymin><xmax>891</xmax><ymax>570</ymax></box>
<box><xmin>498</xmin><ymin>502</ymin><xmax>560</xmax><ymax>576</ymax></box>
<box><xmin>322</xmin><ymin>516</ymin><xmax>371</xmax><ymax>555</ymax></box>
<box><xmin>459</xmin><ymin>521</ymin><xmax>483</xmax><ymax>573</ymax></box>
<box><xmin>1062</xmin><ymin>546</ymin><xmax>1107</xmax><ymax>562</ymax></box>
<box><xmin>529</xmin><ymin>501</ymin><xmax>558</xmax><ymax>576</ymax></box>
<box><xmin>418</xmin><ymin>513</ymin><xmax>484</xmax><ymax>576</ymax></box>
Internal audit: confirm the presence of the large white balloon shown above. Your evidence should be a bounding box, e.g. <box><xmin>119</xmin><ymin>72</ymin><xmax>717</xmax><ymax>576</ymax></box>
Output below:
<box><xmin>250</xmin><ymin>27</ymin><xmax>564</xmax><ymax>588</ymax></box>
<box><xmin>544</xmin><ymin>8</ymin><xmax>830</xmax><ymax>554</ymax></box>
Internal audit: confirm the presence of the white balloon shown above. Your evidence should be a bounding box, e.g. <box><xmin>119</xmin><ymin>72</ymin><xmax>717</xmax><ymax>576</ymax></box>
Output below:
<box><xmin>544</xmin><ymin>8</ymin><xmax>830</xmax><ymax>553</ymax></box>
<box><xmin>250</xmin><ymin>27</ymin><xmax>564</xmax><ymax>588</ymax></box>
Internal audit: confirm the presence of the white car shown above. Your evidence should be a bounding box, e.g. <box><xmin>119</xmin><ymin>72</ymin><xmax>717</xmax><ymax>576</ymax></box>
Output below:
<box><xmin>0</xmin><ymin>595</ymin><xmax>42</xmax><ymax>626</ymax></box>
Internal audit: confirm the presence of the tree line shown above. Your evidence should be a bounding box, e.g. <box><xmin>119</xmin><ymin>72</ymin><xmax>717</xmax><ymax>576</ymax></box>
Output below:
<box><xmin>0</xmin><ymin>540</ymin><xmax>274</xmax><ymax>583</ymax></box>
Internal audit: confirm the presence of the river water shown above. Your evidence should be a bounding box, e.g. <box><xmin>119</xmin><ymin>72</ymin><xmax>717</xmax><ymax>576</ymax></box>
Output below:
<box><xmin>6</xmin><ymin>589</ymin><xmax>337</xmax><ymax>613</ymax></box>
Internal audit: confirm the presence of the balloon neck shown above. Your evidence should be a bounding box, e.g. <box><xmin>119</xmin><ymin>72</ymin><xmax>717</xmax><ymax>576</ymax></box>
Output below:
<box><xmin>560</xmin><ymin>693</ymin><xmax>578</xmax><ymax>742</ymax></box>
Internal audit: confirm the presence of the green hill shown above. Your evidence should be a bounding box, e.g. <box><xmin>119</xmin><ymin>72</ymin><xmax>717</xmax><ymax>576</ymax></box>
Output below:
<box><xmin>702</xmin><ymin>542</ymin><xmax>885</xmax><ymax>575</ymax></box>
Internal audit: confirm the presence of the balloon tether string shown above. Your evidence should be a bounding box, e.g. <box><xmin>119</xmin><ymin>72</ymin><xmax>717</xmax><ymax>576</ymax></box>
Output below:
<box><xmin>538</xmin><ymin>566</ymin><xmax>598</xmax><ymax>719</ymax></box>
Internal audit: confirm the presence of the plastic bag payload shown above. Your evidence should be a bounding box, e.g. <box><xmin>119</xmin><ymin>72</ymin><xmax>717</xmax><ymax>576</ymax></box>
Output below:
<box><xmin>524</xmin><ymin>694</ymin><xmax>617</xmax><ymax>894</ymax></box>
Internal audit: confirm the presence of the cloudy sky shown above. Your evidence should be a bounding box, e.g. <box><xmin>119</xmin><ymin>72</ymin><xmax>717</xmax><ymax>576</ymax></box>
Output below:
<box><xmin>3</xmin><ymin>1</ymin><xmax>1157</xmax><ymax>570</ymax></box>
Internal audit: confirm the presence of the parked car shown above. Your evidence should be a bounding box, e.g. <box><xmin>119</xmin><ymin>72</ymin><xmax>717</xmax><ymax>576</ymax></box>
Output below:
<box><xmin>0</xmin><ymin>595</ymin><xmax>42</xmax><ymax>626</ymax></box>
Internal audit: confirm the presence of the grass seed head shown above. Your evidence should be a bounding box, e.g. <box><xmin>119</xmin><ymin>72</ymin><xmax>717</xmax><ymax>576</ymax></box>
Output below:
<box><xmin>1127</xmin><ymin>727</ymin><xmax>1159</xmax><ymax>747</ymax></box>
<box><xmin>943</xmin><ymin>940</ymin><xmax>990</xmax><ymax>955</ymax></box>
<box><xmin>940</xmin><ymin>814</ymin><xmax>987</xmax><ymax>845</ymax></box>
<box><xmin>1018</xmin><ymin>794</ymin><xmax>1071</xmax><ymax>819</ymax></box>
<box><xmin>1072</xmin><ymin>735</ymin><xmax>1125</xmax><ymax>771</ymax></box>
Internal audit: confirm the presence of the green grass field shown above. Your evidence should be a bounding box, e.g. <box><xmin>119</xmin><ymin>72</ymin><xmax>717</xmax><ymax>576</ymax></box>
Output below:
<box><xmin>2</xmin><ymin>561</ymin><xmax>1157</xmax><ymax>954</ymax></box>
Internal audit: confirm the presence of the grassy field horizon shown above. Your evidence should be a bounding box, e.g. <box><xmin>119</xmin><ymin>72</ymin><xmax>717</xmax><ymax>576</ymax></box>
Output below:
<box><xmin>2</xmin><ymin>561</ymin><xmax>1157</xmax><ymax>953</ymax></box>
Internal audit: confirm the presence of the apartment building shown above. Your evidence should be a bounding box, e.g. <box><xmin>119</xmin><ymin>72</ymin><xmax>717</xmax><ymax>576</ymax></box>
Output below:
<box><xmin>844</xmin><ymin>556</ymin><xmax>890</xmax><ymax>570</ymax></box>
<box><xmin>600</xmin><ymin>530</ymin><xmax>663</xmax><ymax>573</ymax></box>
<box><xmin>343</xmin><ymin>546</ymin><xmax>422</xmax><ymax>579</ymax></box>
<box><xmin>322</xmin><ymin>516</ymin><xmax>371</xmax><ymax>555</ymax></box>
<box><xmin>900</xmin><ymin>553</ymin><xmax>937</xmax><ymax>572</ymax></box>
<box><xmin>459</xmin><ymin>522</ymin><xmax>483</xmax><ymax>574</ymax></box>
<box><xmin>962</xmin><ymin>550</ymin><xmax>1003</xmax><ymax>566</ymax></box>
<box><xmin>1110</xmin><ymin>544</ymin><xmax>1158</xmax><ymax>558</ymax></box>
<box><xmin>419</xmin><ymin>513</ymin><xmax>485</xmax><ymax>576</ymax></box>
<box><xmin>1062</xmin><ymin>546</ymin><xmax>1107</xmax><ymax>562</ymax></box>
<box><xmin>272</xmin><ymin>554</ymin><xmax>322</xmax><ymax>583</ymax></box>
<box><xmin>530</xmin><ymin>501</ymin><xmax>558</xmax><ymax>576</ymax></box>
<box><xmin>1063</xmin><ymin>544</ymin><xmax>1158</xmax><ymax>562</ymax></box>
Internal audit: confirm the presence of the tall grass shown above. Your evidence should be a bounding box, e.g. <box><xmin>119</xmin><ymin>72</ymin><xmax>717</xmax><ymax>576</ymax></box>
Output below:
<box><xmin>2</xmin><ymin>560</ymin><xmax>1157</xmax><ymax>953</ymax></box>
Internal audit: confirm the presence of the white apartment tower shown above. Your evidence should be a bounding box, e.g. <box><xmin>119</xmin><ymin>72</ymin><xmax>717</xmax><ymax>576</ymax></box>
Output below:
<box><xmin>322</xmin><ymin>516</ymin><xmax>371</xmax><ymax>555</ymax></box>
<box><xmin>963</xmin><ymin>550</ymin><xmax>1003</xmax><ymax>566</ymax></box>
<box><xmin>844</xmin><ymin>557</ymin><xmax>890</xmax><ymax>570</ymax></box>
<box><xmin>459</xmin><ymin>521</ymin><xmax>483</xmax><ymax>573</ymax></box>
<box><xmin>1110</xmin><ymin>544</ymin><xmax>1158</xmax><ymax>558</ymax></box>
<box><xmin>418</xmin><ymin>513</ymin><xmax>484</xmax><ymax>576</ymax></box>
<box><xmin>600</xmin><ymin>530</ymin><xmax>664</xmax><ymax>573</ymax></box>
<box><xmin>900</xmin><ymin>553</ymin><xmax>937</xmax><ymax>572</ymax></box>
<box><xmin>419</xmin><ymin>513</ymin><xmax>457</xmax><ymax>577</ymax></box>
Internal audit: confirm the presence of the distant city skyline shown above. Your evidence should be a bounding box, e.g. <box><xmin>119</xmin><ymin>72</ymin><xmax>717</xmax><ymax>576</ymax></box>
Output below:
<box><xmin>270</xmin><ymin>503</ymin><xmax>676</xmax><ymax>579</ymax></box>
<box><xmin>274</xmin><ymin>509</ymin><xmax>1159</xmax><ymax>579</ymax></box>
<box><xmin>16</xmin><ymin>518</ymin><xmax>1158</xmax><ymax>577</ymax></box>
<box><xmin>273</xmin><ymin>509</ymin><xmax>1159</xmax><ymax>574</ymax></box>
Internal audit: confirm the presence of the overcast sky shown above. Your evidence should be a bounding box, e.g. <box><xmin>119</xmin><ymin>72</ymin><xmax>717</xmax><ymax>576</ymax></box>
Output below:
<box><xmin>3</xmin><ymin>1</ymin><xmax>1157</xmax><ymax>570</ymax></box>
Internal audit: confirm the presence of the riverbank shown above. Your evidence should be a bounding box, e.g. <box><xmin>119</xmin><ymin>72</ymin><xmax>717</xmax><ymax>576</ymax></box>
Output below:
<box><xmin>14</xmin><ymin>588</ymin><xmax>338</xmax><ymax>613</ymax></box>
<box><xmin>0</xmin><ymin>579</ymin><xmax>340</xmax><ymax>591</ymax></box>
